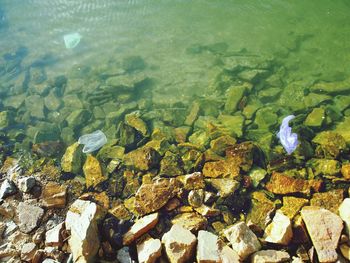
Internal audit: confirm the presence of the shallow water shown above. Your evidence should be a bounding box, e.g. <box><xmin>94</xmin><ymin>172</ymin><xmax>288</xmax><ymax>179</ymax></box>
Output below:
<box><xmin>0</xmin><ymin>0</ymin><xmax>350</xmax><ymax>156</ymax></box>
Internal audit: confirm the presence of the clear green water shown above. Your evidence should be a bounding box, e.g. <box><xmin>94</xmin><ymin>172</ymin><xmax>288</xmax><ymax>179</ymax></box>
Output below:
<box><xmin>1</xmin><ymin>0</ymin><xmax>350</xmax><ymax>157</ymax></box>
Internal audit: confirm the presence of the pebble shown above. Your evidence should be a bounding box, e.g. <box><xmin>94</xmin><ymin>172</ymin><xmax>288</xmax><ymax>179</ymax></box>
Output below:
<box><xmin>17</xmin><ymin>202</ymin><xmax>44</xmax><ymax>234</ymax></box>
<box><xmin>162</xmin><ymin>224</ymin><xmax>197</xmax><ymax>263</ymax></box>
<box><xmin>224</xmin><ymin>221</ymin><xmax>261</xmax><ymax>260</ymax></box>
<box><xmin>137</xmin><ymin>237</ymin><xmax>162</xmax><ymax>263</ymax></box>
<box><xmin>301</xmin><ymin>206</ymin><xmax>343</xmax><ymax>263</ymax></box>
<box><xmin>264</xmin><ymin>210</ymin><xmax>293</xmax><ymax>245</ymax></box>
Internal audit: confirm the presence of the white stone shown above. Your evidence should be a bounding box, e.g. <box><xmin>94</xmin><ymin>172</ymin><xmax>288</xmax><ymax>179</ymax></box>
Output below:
<box><xmin>137</xmin><ymin>238</ymin><xmax>162</xmax><ymax>263</ymax></box>
<box><xmin>162</xmin><ymin>224</ymin><xmax>197</xmax><ymax>263</ymax></box>
<box><xmin>0</xmin><ymin>179</ymin><xmax>16</xmax><ymax>200</ymax></box>
<box><xmin>196</xmin><ymin>230</ymin><xmax>221</xmax><ymax>263</ymax></box>
<box><xmin>218</xmin><ymin>240</ymin><xmax>240</xmax><ymax>263</ymax></box>
<box><xmin>117</xmin><ymin>247</ymin><xmax>132</xmax><ymax>263</ymax></box>
<box><xmin>3</xmin><ymin>221</ymin><xmax>18</xmax><ymax>237</ymax></box>
<box><xmin>17</xmin><ymin>176</ymin><xmax>36</xmax><ymax>193</ymax></box>
<box><xmin>123</xmin><ymin>212</ymin><xmax>159</xmax><ymax>245</ymax></box>
<box><xmin>251</xmin><ymin>250</ymin><xmax>290</xmax><ymax>263</ymax></box>
<box><xmin>264</xmin><ymin>210</ymin><xmax>293</xmax><ymax>245</ymax></box>
<box><xmin>17</xmin><ymin>202</ymin><xmax>44</xmax><ymax>234</ymax></box>
<box><xmin>301</xmin><ymin>206</ymin><xmax>343</xmax><ymax>263</ymax></box>
<box><xmin>65</xmin><ymin>199</ymin><xmax>101</xmax><ymax>263</ymax></box>
<box><xmin>224</xmin><ymin>222</ymin><xmax>261</xmax><ymax>260</ymax></box>
<box><xmin>20</xmin><ymin>242</ymin><xmax>37</xmax><ymax>262</ymax></box>
<box><xmin>339</xmin><ymin>198</ymin><xmax>350</xmax><ymax>235</ymax></box>
<box><xmin>45</xmin><ymin>222</ymin><xmax>64</xmax><ymax>247</ymax></box>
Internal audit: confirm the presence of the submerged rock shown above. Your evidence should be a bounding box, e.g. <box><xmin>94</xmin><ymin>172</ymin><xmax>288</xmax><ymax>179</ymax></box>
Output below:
<box><xmin>312</xmin><ymin>131</ymin><xmax>347</xmax><ymax>158</ymax></box>
<box><xmin>125</xmin><ymin>111</ymin><xmax>149</xmax><ymax>137</ymax></box>
<box><xmin>304</xmin><ymin>107</ymin><xmax>325</xmax><ymax>128</ymax></box>
<box><xmin>83</xmin><ymin>155</ymin><xmax>107</xmax><ymax>188</ymax></box>
<box><xmin>61</xmin><ymin>142</ymin><xmax>82</xmax><ymax>174</ymax></box>
<box><xmin>159</xmin><ymin>151</ymin><xmax>184</xmax><ymax>177</ymax></box>
<box><xmin>123</xmin><ymin>146</ymin><xmax>160</xmax><ymax>171</ymax></box>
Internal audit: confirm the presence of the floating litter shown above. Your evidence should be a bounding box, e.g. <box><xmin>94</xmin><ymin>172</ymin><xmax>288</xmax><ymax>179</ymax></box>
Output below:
<box><xmin>78</xmin><ymin>130</ymin><xmax>107</xmax><ymax>153</ymax></box>
<box><xmin>63</xmin><ymin>32</ymin><xmax>82</xmax><ymax>49</ymax></box>
<box><xmin>277</xmin><ymin>115</ymin><xmax>299</xmax><ymax>155</ymax></box>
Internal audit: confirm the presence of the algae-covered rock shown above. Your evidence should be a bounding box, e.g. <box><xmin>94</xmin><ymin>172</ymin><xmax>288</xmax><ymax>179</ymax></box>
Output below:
<box><xmin>61</xmin><ymin>142</ymin><xmax>82</xmax><ymax>174</ymax></box>
<box><xmin>83</xmin><ymin>155</ymin><xmax>107</xmax><ymax>188</ymax></box>
<box><xmin>25</xmin><ymin>95</ymin><xmax>45</xmax><ymax>119</ymax></box>
<box><xmin>188</xmin><ymin>130</ymin><xmax>210</xmax><ymax>148</ymax></box>
<box><xmin>333</xmin><ymin>95</ymin><xmax>350</xmax><ymax>112</ymax></box>
<box><xmin>210</xmin><ymin>135</ymin><xmax>236</xmax><ymax>155</ymax></box>
<box><xmin>258</xmin><ymin>87</ymin><xmax>281</xmax><ymax>103</ymax></box>
<box><xmin>0</xmin><ymin>111</ymin><xmax>13</xmax><ymax>130</ymax></box>
<box><xmin>249</xmin><ymin>167</ymin><xmax>267</xmax><ymax>187</ymax></box>
<box><xmin>254</xmin><ymin>107</ymin><xmax>278</xmax><ymax>130</ymax></box>
<box><xmin>312</xmin><ymin>131</ymin><xmax>346</xmax><ymax>158</ymax></box>
<box><xmin>224</xmin><ymin>84</ymin><xmax>247</xmax><ymax>114</ymax></box>
<box><xmin>66</xmin><ymin>109</ymin><xmax>91</xmax><ymax>131</ymax></box>
<box><xmin>159</xmin><ymin>151</ymin><xmax>184</xmax><ymax>177</ymax></box>
<box><xmin>122</xmin><ymin>55</ymin><xmax>146</xmax><ymax>72</ymax></box>
<box><xmin>123</xmin><ymin>146</ymin><xmax>160</xmax><ymax>171</ymax></box>
<box><xmin>310</xmin><ymin>189</ymin><xmax>344</xmax><ymax>213</ymax></box>
<box><xmin>310</xmin><ymin>79</ymin><xmax>350</xmax><ymax>94</ymax></box>
<box><xmin>44</xmin><ymin>90</ymin><xmax>62</xmax><ymax>111</ymax></box>
<box><xmin>181</xmin><ymin>148</ymin><xmax>204</xmax><ymax>173</ymax></box>
<box><xmin>280</xmin><ymin>196</ymin><xmax>308</xmax><ymax>220</ymax></box>
<box><xmin>304</xmin><ymin>107</ymin><xmax>325</xmax><ymax>128</ymax></box>
<box><xmin>202</xmin><ymin>159</ymin><xmax>240</xmax><ymax>179</ymax></box>
<box><xmin>125</xmin><ymin>111</ymin><xmax>148</xmax><ymax>137</ymax></box>
<box><xmin>185</xmin><ymin>101</ymin><xmax>200</xmax><ymax>126</ymax></box>
<box><xmin>206</xmin><ymin>178</ymin><xmax>239</xmax><ymax>198</ymax></box>
<box><xmin>306</xmin><ymin>158</ymin><xmax>341</xmax><ymax>176</ymax></box>
<box><xmin>218</xmin><ymin>114</ymin><xmax>244</xmax><ymax>138</ymax></box>
<box><xmin>334</xmin><ymin>117</ymin><xmax>350</xmax><ymax>145</ymax></box>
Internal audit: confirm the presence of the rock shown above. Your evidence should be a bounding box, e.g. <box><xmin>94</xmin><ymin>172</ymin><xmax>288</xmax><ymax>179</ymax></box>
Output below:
<box><xmin>196</xmin><ymin>230</ymin><xmax>221</xmax><ymax>263</ymax></box>
<box><xmin>195</xmin><ymin>205</ymin><xmax>220</xmax><ymax>217</ymax></box>
<box><xmin>183</xmin><ymin>172</ymin><xmax>205</xmax><ymax>190</ymax></box>
<box><xmin>20</xmin><ymin>242</ymin><xmax>37</xmax><ymax>262</ymax></box>
<box><xmin>66</xmin><ymin>109</ymin><xmax>91</xmax><ymax>131</ymax></box>
<box><xmin>185</xmin><ymin>101</ymin><xmax>200</xmax><ymax>126</ymax></box>
<box><xmin>307</xmin><ymin>158</ymin><xmax>341</xmax><ymax>176</ymax></box>
<box><xmin>251</xmin><ymin>250</ymin><xmax>290</xmax><ymax>263</ymax></box>
<box><xmin>206</xmin><ymin>178</ymin><xmax>239</xmax><ymax>198</ymax></box>
<box><xmin>162</xmin><ymin>224</ymin><xmax>197</xmax><ymax>263</ymax></box>
<box><xmin>339</xmin><ymin>198</ymin><xmax>350</xmax><ymax>235</ymax></box>
<box><xmin>45</xmin><ymin>222</ymin><xmax>64</xmax><ymax>247</ymax></box>
<box><xmin>280</xmin><ymin>196</ymin><xmax>308</xmax><ymax>219</ymax></box>
<box><xmin>217</xmin><ymin>240</ymin><xmax>240</xmax><ymax>263</ymax></box>
<box><xmin>210</xmin><ymin>135</ymin><xmax>237</xmax><ymax>155</ymax></box>
<box><xmin>304</xmin><ymin>107</ymin><xmax>325</xmax><ymax>128</ymax></box>
<box><xmin>188</xmin><ymin>189</ymin><xmax>204</xmax><ymax>208</ymax></box>
<box><xmin>117</xmin><ymin>247</ymin><xmax>132</xmax><ymax>263</ymax></box>
<box><xmin>83</xmin><ymin>155</ymin><xmax>107</xmax><ymax>188</ymax></box>
<box><xmin>18</xmin><ymin>202</ymin><xmax>44</xmax><ymax>233</ymax></box>
<box><xmin>264</xmin><ymin>210</ymin><xmax>293</xmax><ymax>245</ymax></box>
<box><xmin>41</xmin><ymin>182</ymin><xmax>67</xmax><ymax>209</ymax></box>
<box><xmin>123</xmin><ymin>212</ymin><xmax>159</xmax><ymax>245</ymax></box>
<box><xmin>202</xmin><ymin>159</ymin><xmax>240</xmax><ymax>179</ymax></box>
<box><xmin>0</xmin><ymin>111</ymin><xmax>12</xmax><ymax>130</ymax></box>
<box><xmin>334</xmin><ymin>116</ymin><xmax>350</xmax><ymax>144</ymax></box>
<box><xmin>171</xmin><ymin>212</ymin><xmax>208</xmax><ymax>233</ymax></box>
<box><xmin>61</xmin><ymin>142</ymin><xmax>82</xmax><ymax>174</ymax></box>
<box><xmin>189</xmin><ymin>130</ymin><xmax>210</xmax><ymax>148</ymax></box>
<box><xmin>340</xmin><ymin>243</ymin><xmax>350</xmax><ymax>261</ymax></box>
<box><xmin>44</xmin><ymin>90</ymin><xmax>62</xmax><ymax>111</ymax></box>
<box><xmin>17</xmin><ymin>176</ymin><xmax>36</xmax><ymax>193</ymax></box>
<box><xmin>258</xmin><ymin>87</ymin><xmax>281</xmax><ymax>103</ymax></box>
<box><xmin>123</xmin><ymin>147</ymin><xmax>160</xmax><ymax>171</ymax></box>
<box><xmin>97</xmin><ymin>143</ymin><xmax>125</xmax><ymax>162</ymax></box>
<box><xmin>224</xmin><ymin>85</ymin><xmax>247</xmax><ymax>114</ymax></box>
<box><xmin>301</xmin><ymin>206</ymin><xmax>343</xmax><ymax>263</ymax></box>
<box><xmin>249</xmin><ymin>167</ymin><xmax>267</xmax><ymax>187</ymax></box>
<box><xmin>0</xmin><ymin>179</ymin><xmax>17</xmax><ymax>200</ymax></box>
<box><xmin>266</xmin><ymin>172</ymin><xmax>322</xmax><ymax>195</ymax></box>
<box><xmin>310</xmin><ymin>189</ymin><xmax>344</xmax><ymax>213</ymax></box>
<box><xmin>224</xmin><ymin>222</ymin><xmax>261</xmax><ymax>260</ymax></box>
<box><xmin>125</xmin><ymin>111</ymin><xmax>148</xmax><ymax>137</ymax></box>
<box><xmin>134</xmin><ymin>178</ymin><xmax>179</xmax><ymax>216</ymax></box>
<box><xmin>310</xmin><ymin>80</ymin><xmax>350</xmax><ymax>94</ymax></box>
<box><xmin>25</xmin><ymin>95</ymin><xmax>45</xmax><ymax>119</ymax></box>
<box><xmin>313</xmin><ymin>131</ymin><xmax>346</xmax><ymax>158</ymax></box>
<box><xmin>159</xmin><ymin>151</ymin><xmax>184</xmax><ymax>177</ymax></box>
<box><xmin>254</xmin><ymin>107</ymin><xmax>278</xmax><ymax>130</ymax></box>
<box><xmin>341</xmin><ymin>164</ymin><xmax>350</xmax><ymax>180</ymax></box>
<box><xmin>65</xmin><ymin>199</ymin><xmax>102</xmax><ymax>263</ymax></box>
<box><xmin>137</xmin><ymin>238</ymin><xmax>162</xmax><ymax>263</ymax></box>
<box><xmin>218</xmin><ymin>114</ymin><xmax>245</xmax><ymax>138</ymax></box>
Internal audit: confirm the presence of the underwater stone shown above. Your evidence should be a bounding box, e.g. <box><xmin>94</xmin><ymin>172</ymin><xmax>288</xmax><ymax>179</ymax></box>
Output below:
<box><xmin>307</xmin><ymin>158</ymin><xmax>340</xmax><ymax>176</ymax></box>
<box><xmin>210</xmin><ymin>135</ymin><xmax>237</xmax><ymax>155</ymax></box>
<box><xmin>44</xmin><ymin>90</ymin><xmax>62</xmax><ymax>111</ymax></box>
<box><xmin>66</xmin><ymin>109</ymin><xmax>91</xmax><ymax>131</ymax></box>
<box><xmin>304</xmin><ymin>93</ymin><xmax>331</xmax><ymax>108</ymax></box>
<box><xmin>61</xmin><ymin>142</ymin><xmax>82</xmax><ymax>174</ymax></box>
<box><xmin>63</xmin><ymin>32</ymin><xmax>82</xmax><ymax>49</ymax></box>
<box><xmin>78</xmin><ymin>130</ymin><xmax>107</xmax><ymax>153</ymax></box>
<box><xmin>122</xmin><ymin>55</ymin><xmax>146</xmax><ymax>72</ymax></box>
<box><xmin>310</xmin><ymin>79</ymin><xmax>350</xmax><ymax>94</ymax></box>
<box><xmin>312</xmin><ymin>131</ymin><xmax>346</xmax><ymax>158</ymax></box>
<box><xmin>304</xmin><ymin>107</ymin><xmax>325</xmax><ymax>128</ymax></box>
<box><xmin>254</xmin><ymin>107</ymin><xmax>278</xmax><ymax>130</ymax></box>
<box><xmin>224</xmin><ymin>84</ymin><xmax>247</xmax><ymax>114</ymax></box>
<box><xmin>206</xmin><ymin>178</ymin><xmax>239</xmax><ymax>198</ymax></box>
<box><xmin>189</xmin><ymin>130</ymin><xmax>210</xmax><ymax>148</ymax></box>
<box><xmin>334</xmin><ymin>95</ymin><xmax>350</xmax><ymax>112</ymax></box>
<box><xmin>25</xmin><ymin>95</ymin><xmax>45</xmax><ymax>119</ymax></box>
<box><xmin>0</xmin><ymin>111</ymin><xmax>12</xmax><ymax>130</ymax></box>
<box><xmin>334</xmin><ymin>116</ymin><xmax>350</xmax><ymax>144</ymax></box>
<box><xmin>202</xmin><ymin>158</ymin><xmax>240</xmax><ymax>179</ymax></box>
<box><xmin>3</xmin><ymin>93</ymin><xmax>26</xmax><ymax>109</ymax></box>
<box><xmin>125</xmin><ymin>111</ymin><xmax>148</xmax><ymax>137</ymax></box>
<box><xmin>248</xmin><ymin>167</ymin><xmax>267</xmax><ymax>187</ymax></box>
<box><xmin>258</xmin><ymin>87</ymin><xmax>282</xmax><ymax>103</ymax></box>
<box><xmin>83</xmin><ymin>155</ymin><xmax>107</xmax><ymax>188</ymax></box>
<box><xmin>123</xmin><ymin>146</ymin><xmax>160</xmax><ymax>171</ymax></box>
<box><xmin>159</xmin><ymin>151</ymin><xmax>184</xmax><ymax>177</ymax></box>
<box><xmin>185</xmin><ymin>101</ymin><xmax>200</xmax><ymax>126</ymax></box>
<box><xmin>62</xmin><ymin>94</ymin><xmax>83</xmax><ymax>109</ymax></box>
<box><xmin>218</xmin><ymin>114</ymin><xmax>244</xmax><ymax>137</ymax></box>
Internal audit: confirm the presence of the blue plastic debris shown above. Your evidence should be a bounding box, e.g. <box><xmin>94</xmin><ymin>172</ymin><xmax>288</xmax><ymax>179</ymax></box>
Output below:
<box><xmin>78</xmin><ymin>130</ymin><xmax>107</xmax><ymax>153</ymax></box>
<box><xmin>277</xmin><ymin>115</ymin><xmax>299</xmax><ymax>155</ymax></box>
<box><xmin>63</xmin><ymin>32</ymin><xmax>82</xmax><ymax>49</ymax></box>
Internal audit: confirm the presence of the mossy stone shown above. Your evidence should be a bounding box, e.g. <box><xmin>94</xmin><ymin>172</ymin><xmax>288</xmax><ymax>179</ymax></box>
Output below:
<box><xmin>210</xmin><ymin>135</ymin><xmax>237</xmax><ymax>155</ymax></box>
<box><xmin>304</xmin><ymin>107</ymin><xmax>325</xmax><ymax>128</ymax></box>
<box><xmin>313</xmin><ymin>131</ymin><xmax>346</xmax><ymax>158</ymax></box>
<box><xmin>44</xmin><ymin>90</ymin><xmax>62</xmax><ymax>111</ymax></box>
<box><xmin>25</xmin><ymin>95</ymin><xmax>45</xmax><ymax>119</ymax></box>
<box><xmin>125</xmin><ymin>111</ymin><xmax>148</xmax><ymax>137</ymax></box>
<box><xmin>254</xmin><ymin>107</ymin><xmax>278</xmax><ymax>130</ymax></box>
<box><xmin>159</xmin><ymin>151</ymin><xmax>184</xmax><ymax>177</ymax></box>
<box><xmin>307</xmin><ymin>158</ymin><xmax>341</xmax><ymax>176</ymax></box>
<box><xmin>0</xmin><ymin>111</ymin><xmax>12</xmax><ymax>130</ymax></box>
<box><xmin>258</xmin><ymin>87</ymin><xmax>281</xmax><ymax>103</ymax></box>
<box><xmin>334</xmin><ymin>117</ymin><xmax>350</xmax><ymax>145</ymax></box>
<box><xmin>61</xmin><ymin>142</ymin><xmax>82</xmax><ymax>174</ymax></box>
<box><xmin>224</xmin><ymin>85</ymin><xmax>247</xmax><ymax>114</ymax></box>
<box><xmin>189</xmin><ymin>130</ymin><xmax>210</xmax><ymax>148</ymax></box>
<box><xmin>218</xmin><ymin>114</ymin><xmax>244</xmax><ymax>137</ymax></box>
<box><xmin>66</xmin><ymin>109</ymin><xmax>91</xmax><ymax>131</ymax></box>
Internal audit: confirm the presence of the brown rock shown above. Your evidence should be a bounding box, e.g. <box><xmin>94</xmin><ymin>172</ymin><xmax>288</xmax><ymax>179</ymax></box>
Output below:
<box><xmin>171</xmin><ymin>212</ymin><xmax>208</xmax><ymax>233</ymax></box>
<box><xmin>310</xmin><ymin>189</ymin><xmax>344</xmax><ymax>213</ymax></box>
<box><xmin>109</xmin><ymin>200</ymin><xmax>132</xmax><ymax>220</ymax></box>
<box><xmin>135</xmin><ymin>178</ymin><xmax>179</xmax><ymax>216</ymax></box>
<box><xmin>266</xmin><ymin>172</ymin><xmax>322</xmax><ymax>195</ymax></box>
<box><xmin>195</xmin><ymin>205</ymin><xmax>220</xmax><ymax>217</ymax></box>
<box><xmin>301</xmin><ymin>206</ymin><xmax>343</xmax><ymax>263</ymax></box>
<box><xmin>162</xmin><ymin>224</ymin><xmax>197</xmax><ymax>263</ymax></box>
<box><xmin>202</xmin><ymin>159</ymin><xmax>240</xmax><ymax>178</ymax></box>
<box><xmin>123</xmin><ymin>213</ymin><xmax>159</xmax><ymax>245</ymax></box>
<box><xmin>123</xmin><ymin>147</ymin><xmax>160</xmax><ymax>171</ymax></box>
<box><xmin>41</xmin><ymin>182</ymin><xmax>67</xmax><ymax>208</ymax></box>
<box><xmin>137</xmin><ymin>237</ymin><xmax>162</xmax><ymax>263</ymax></box>
<box><xmin>341</xmin><ymin>163</ymin><xmax>350</xmax><ymax>180</ymax></box>
<box><xmin>280</xmin><ymin>196</ymin><xmax>309</xmax><ymax>219</ymax></box>
<box><xmin>183</xmin><ymin>172</ymin><xmax>205</xmax><ymax>190</ymax></box>
<box><xmin>196</xmin><ymin>230</ymin><xmax>221</xmax><ymax>263</ymax></box>
<box><xmin>122</xmin><ymin>170</ymin><xmax>140</xmax><ymax>197</ymax></box>
<box><xmin>83</xmin><ymin>154</ymin><xmax>107</xmax><ymax>188</ymax></box>
<box><xmin>164</xmin><ymin>198</ymin><xmax>181</xmax><ymax>211</ymax></box>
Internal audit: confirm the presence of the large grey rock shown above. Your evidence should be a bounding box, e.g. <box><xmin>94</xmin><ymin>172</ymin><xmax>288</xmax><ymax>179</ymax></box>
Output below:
<box><xmin>17</xmin><ymin>176</ymin><xmax>36</xmax><ymax>193</ymax></box>
<box><xmin>17</xmin><ymin>202</ymin><xmax>44</xmax><ymax>233</ymax></box>
<box><xmin>65</xmin><ymin>199</ymin><xmax>102</xmax><ymax>263</ymax></box>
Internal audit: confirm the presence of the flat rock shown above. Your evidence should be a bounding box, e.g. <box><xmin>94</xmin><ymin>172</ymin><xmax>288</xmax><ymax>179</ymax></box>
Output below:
<box><xmin>18</xmin><ymin>202</ymin><xmax>44</xmax><ymax>233</ymax></box>
<box><xmin>123</xmin><ymin>212</ymin><xmax>159</xmax><ymax>245</ymax></box>
<box><xmin>0</xmin><ymin>179</ymin><xmax>17</xmax><ymax>200</ymax></box>
<box><xmin>83</xmin><ymin>155</ymin><xmax>107</xmax><ymax>188</ymax></box>
<box><xmin>224</xmin><ymin>221</ymin><xmax>261</xmax><ymax>260</ymax></box>
<box><xmin>45</xmin><ymin>222</ymin><xmax>64</xmax><ymax>247</ymax></box>
<box><xmin>162</xmin><ymin>224</ymin><xmax>197</xmax><ymax>263</ymax></box>
<box><xmin>251</xmin><ymin>250</ymin><xmax>290</xmax><ymax>263</ymax></box>
<box><xmin>41</xmin><ymin>182</ymin><xmax>67</xmax><ymax>208</ymax></box>
<box><xmin>17</xmin><ymin>176</ymin><xmax>36</xmax><ymax>193</ymax></box>
<box><xmin>266</xmin><ymin>172</ymin><xmax>322</xmax><ymax>195</ymax></box>
<box><xmin>301</xmin><ymin>206</ymin><xmax>343</xmax><ymax>263</ymax></box>
<box><xmin>65</xmin><ymin>199</ymin><xmax>102</xmax><ymax>263</ymax></box>
<box><xmin>196</xmin><ymin>230</ymin><xmax>221</xmax><ymax>263</ymax></box>
<box><xmin>137</xmin><ymin>238</ymin><xmax>162</xmax><ymax>263</ymax></box>
<box><xmin>339</xmin><ymin>198</ymin><xmax>350</xmax><ymax>235</ymax></box>
<box><xmin>135</xmin><ymin>178</ymin><xmax>179</xmax><ymax>216</ymax></box>
<box><xmin>264</xmin><ymin>210</ymin><xmax>293</xmax><ymax>245</ymax></box>
<box><xmin>171</xmin><ymin>212</ymin><xmax>208</xmax><ymax>233</ymax></box>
